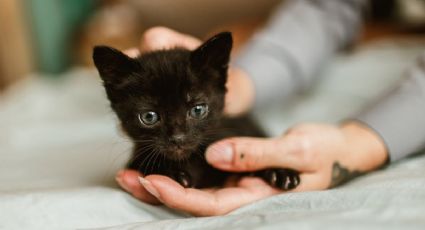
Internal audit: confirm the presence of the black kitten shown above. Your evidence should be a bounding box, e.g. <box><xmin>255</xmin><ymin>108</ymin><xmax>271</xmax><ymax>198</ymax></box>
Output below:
<box><xmin>93</xmin><ymin>32</ymin><xmax>300</xmax><ymax>190</ymax></box>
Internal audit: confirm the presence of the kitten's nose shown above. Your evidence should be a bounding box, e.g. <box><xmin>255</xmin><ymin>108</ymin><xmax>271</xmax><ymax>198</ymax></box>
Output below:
<box><xmin>170</xmin><ymin>133</ymin><xmax>186</xmax><ymax>143</ymax></box>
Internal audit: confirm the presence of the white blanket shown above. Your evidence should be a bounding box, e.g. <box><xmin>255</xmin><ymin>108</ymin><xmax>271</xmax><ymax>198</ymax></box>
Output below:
<box><xmin>1</xmin><ymin>40</ymin><xmax>424</xmax><ymax>229</ymax></box>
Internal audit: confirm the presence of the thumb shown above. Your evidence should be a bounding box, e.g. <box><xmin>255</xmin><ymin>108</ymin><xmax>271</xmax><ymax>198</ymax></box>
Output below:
<box><xmin>205</xmin><ymin>137</ymin><xmax>310</xmax><ymax>172</ymax></box>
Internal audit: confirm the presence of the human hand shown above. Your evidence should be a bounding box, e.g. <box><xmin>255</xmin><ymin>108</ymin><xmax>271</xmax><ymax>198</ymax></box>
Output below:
<box><xmin>115</xmin><ymin>168</ymin><xmax>282</xmax><ymax>216</ymax></box>
<box><xmin>116</xmin><ymin>122</ymin><xmax>388</xmax><ymax>216</ymax></box>
<box><xmin>205</xmin><ymin>122</ymin><xmax>388</xmax><ymax>190</ymax></box>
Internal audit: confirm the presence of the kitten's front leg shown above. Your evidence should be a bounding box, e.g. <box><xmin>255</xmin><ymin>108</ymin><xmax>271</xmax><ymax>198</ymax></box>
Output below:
<box><xmin>167</xmin><ymin>170</ymin><xmax>192</xmax><ymax>188</ymax></box>
<box><xmin>127</xmin><ymin>154</ymin><xmax>191</xmax><ymax>187</ymax></box>
<box><xmin>256</xmin><ymin>168</ymin><xmax>300</xmax><ymax>190</ymax></box>
<box><xmin>129</xmin><ymin>161</ymin><xmax>193</xmax><ymax>188</ymax></box>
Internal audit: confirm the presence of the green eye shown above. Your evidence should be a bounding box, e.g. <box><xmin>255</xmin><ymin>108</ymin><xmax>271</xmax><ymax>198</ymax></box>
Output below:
<box><xmin>189</xmin><ymin>104</ymin><xmax>208</xmax><ymax>119</ymax></box>
<box><xmin>138</xmin><ymin>111</ymin><xmax>159</xmax><ymax>126</ymax></box>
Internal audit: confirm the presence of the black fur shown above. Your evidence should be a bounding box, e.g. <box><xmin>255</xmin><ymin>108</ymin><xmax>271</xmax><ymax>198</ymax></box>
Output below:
<box><xmin>93</xmin><ymin>32</ymin><xmax>300</xmax><ymax>189</ymax></box>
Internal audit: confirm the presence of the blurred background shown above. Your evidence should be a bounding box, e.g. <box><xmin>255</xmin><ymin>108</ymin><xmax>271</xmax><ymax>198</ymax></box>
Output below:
<box><xmin>0</xmin><ymin>0</ymin><xmax>284</xmax><ymax>89</ymax></box>
<box><xmin>1</xmin><ymin>0</ymin><xmax>425</xmax><ymax>90</ymax></box>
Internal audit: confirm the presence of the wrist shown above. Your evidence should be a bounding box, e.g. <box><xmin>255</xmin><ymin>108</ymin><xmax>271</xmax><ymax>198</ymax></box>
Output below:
<box><xmin>224</xmin><ymin>68</ymin><xmax>255</xmax><ymax>116</ymax></box>
<box><xmin>340</xmin><ymin>122</ymin><xmax>389</xmax><ymax>172</ymax></box>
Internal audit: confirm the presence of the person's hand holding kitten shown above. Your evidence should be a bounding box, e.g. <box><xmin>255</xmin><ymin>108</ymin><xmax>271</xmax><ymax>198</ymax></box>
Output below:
<box><xmin>116</xmin><ymin>27</ymin><xmax>388</xmax><ymax>216</ymax></box>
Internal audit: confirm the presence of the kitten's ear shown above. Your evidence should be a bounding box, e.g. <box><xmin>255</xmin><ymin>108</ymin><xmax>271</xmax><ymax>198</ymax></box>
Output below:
<box><xmin>190</xmin><ymin>32</ymin><xmax>232</xmax><ymax>70</ymax></box>
<box><xmin>92</xmin><ymin>46</ymin><xmax>135</xmax><ymax>86</ymax></box>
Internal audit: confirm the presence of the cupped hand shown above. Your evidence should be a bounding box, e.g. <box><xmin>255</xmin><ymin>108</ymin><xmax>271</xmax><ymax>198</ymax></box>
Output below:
<box><xmin>116</xmin><ymin>122</ymin><xmax>388</xmax><ymax>216</ymax></box>
<box><xmin>116</xmin><ymin>169</ymin><xmax>282</xmax><ymax>216</ymax></box>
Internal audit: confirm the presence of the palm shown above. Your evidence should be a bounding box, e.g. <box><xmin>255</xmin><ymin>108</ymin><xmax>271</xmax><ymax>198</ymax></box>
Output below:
<box><xmin>119</xmin><ymin>170</ymin><xmax>280</xmax><ymax>216</ymax></box>
<box><xmin>148</xmin><ymin>174</ymin><xmax>282</xmax><ymax>216</ymax></box>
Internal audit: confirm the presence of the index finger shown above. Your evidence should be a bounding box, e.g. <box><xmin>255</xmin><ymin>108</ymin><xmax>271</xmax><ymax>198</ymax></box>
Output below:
<box><xmin>115</xmin><ymin>170</ymin><xmax>160</xmax><ymax>205</ymax></box>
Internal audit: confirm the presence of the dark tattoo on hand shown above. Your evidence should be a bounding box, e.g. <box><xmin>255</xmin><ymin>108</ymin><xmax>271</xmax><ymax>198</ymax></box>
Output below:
<box><xmin>330</xmin><ymin>162</ymin><xmax>363</xmax><ymax>188</ymax></box>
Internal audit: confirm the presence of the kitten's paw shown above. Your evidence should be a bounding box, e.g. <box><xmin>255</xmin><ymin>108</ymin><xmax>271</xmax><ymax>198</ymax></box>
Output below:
<box><xmin>171</xmin><ymin>171</ymin><xmax>192</xmax><ymax>188</ymax></box>
<box><xmin>260</xmin><ymin>168</ymin><xmax>300</xmax><ymax>190</ymax></box>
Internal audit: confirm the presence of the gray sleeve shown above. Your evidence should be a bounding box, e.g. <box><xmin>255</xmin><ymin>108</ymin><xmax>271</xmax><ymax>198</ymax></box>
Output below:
<box><xmin>355</xmin><ymin>52</ymin><xmax>425</xmax><ymax>162</ymax></box>
<box><xmin>234</xmin><ymin>0</ymin><xmax>367</xmax><ymax>108</ymax></box>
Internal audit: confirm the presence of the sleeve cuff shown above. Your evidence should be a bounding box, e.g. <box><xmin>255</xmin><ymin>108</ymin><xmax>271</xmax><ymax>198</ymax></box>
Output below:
<box><xmin>355</xmin><ymin>53</ymin><xmax>425</xmax><ymax>162</ymax></box>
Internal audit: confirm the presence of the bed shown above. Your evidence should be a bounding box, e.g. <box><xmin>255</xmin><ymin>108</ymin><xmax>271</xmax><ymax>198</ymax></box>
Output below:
<box><xmin>1</xmin><ymin>40</ymin><xmax>424</xmax><ymax>229</ymax></box>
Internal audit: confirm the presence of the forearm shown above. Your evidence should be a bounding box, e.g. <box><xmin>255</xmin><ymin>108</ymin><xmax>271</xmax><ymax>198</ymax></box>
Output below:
<box><xmin>341</xmin><ymin>122</ymin><xmax>388</xmax><ymax>171</ymax></box>
<box><xmin>235</xmin><ymin>0</ymin><xmax>367</xmax><ymax>109</ymax></box>
<box><xmin>355</xmin><ymin>51</ymin><xmax>425</xmax><ymax>162</ymax></box>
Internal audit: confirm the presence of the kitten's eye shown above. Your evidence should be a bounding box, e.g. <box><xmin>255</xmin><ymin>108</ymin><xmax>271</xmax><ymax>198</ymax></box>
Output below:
<box><xmin>138</xmin><ymin>111</ymin><xmax>159</xmax><ymax>126</ymax></box>
<box><xmin>189</xmin><ymin>104</ymin><xmax>208</xmax><ymax>119</ymax></box>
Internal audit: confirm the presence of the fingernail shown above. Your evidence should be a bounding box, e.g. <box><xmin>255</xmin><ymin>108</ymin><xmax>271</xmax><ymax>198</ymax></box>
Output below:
<box><xmin>206</xmin><ymin>142</ymin><xmax>233</xmax><ymax>164</ymax></box>
<box><xmin>139</xmin><ymin>177</ymin><xmax>160</xmax><ymax>199</ymax></box>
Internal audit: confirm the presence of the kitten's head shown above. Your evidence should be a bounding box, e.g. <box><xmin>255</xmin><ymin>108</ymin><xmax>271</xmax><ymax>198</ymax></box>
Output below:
<box><xmin>93</xmin><ymin>32</ymin><xmax>232</xmax><ymax>160</ymax></box>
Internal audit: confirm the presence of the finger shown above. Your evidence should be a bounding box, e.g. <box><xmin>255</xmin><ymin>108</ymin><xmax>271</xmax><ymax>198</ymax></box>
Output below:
<box><xmin>123</xmin><ymin>48</ymin><xmax>140</xmax><ymax>58</ymax></box>
<box><xmin>223</xmin><ymin>68</ymin><xmax>255</xmax><ymax>117</ymax></box>
<box><xmin>142</xmin><ymin>175</ymin><xmax>278</xmax><ymax>216</ymax></box>
<box><xmin>291</xmin><ymin>173</ymin><xmax>330</xmax><ymax>192</ymax></box>
<box><xmin>205</xmin><ymin>136</ymin><xmax>314</xmax><ymax>172</ymax></box>
<box><xmin>238</xmin><ymin>172</ymin><xmax>329</xmax><ymax>194</ymax></box>
<box><xmin>236</xmin><ymin>176</ymin><xmax>280</xmax><ymax>190</ymax></box>
<box><xmin>116</xmin><ymin>170</ymin><xmax>160</xmax><ymax>205</ymax></box>
<box><xmin>140</xmin><ymin>27</ymin><xmax>201</xmax><ymax>53</ymax></box>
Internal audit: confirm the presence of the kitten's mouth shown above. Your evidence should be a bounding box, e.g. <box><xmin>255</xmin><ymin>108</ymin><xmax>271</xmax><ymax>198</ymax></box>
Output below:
<box><xmin>165</xmin><ymin>145</ymin><xmax>195</xmax><ymax>160</ymax></box>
